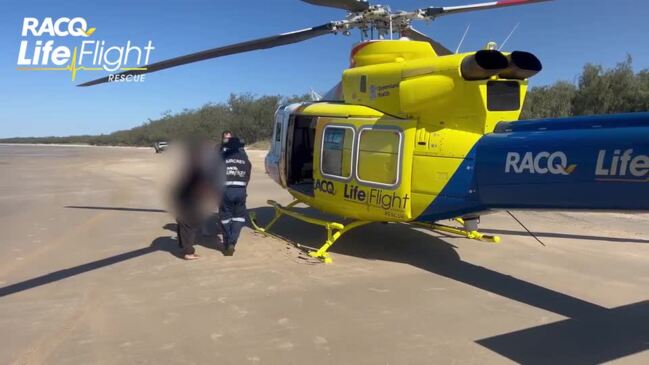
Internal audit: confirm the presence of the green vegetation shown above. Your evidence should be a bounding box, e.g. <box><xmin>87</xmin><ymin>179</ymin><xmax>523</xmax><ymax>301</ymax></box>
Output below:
<box><xmin>521</xmin><ymin>56</ymin><xmax>649</xmax><ymax>119</ymax></box>
<box><xmin>0</xmin><ymin>93</ymin><xmax>310</xmax><ymax>147</ymax></box>
<box><xmin>2</xmin><ymin>57</ymin><xmax>648</xmax><ymax>146</ymax></box>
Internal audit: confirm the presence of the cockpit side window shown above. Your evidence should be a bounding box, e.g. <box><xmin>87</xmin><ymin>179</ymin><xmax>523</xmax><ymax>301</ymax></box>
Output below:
<box><xmin>275</xmin><ymin>121</ymin><xmax>282</xmax><ymax>142</ymax></box>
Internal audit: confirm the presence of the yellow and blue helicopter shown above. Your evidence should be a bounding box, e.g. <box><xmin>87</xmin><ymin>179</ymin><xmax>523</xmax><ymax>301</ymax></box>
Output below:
<box><xmin>82</xmin><ymin>0</ymin><xmax>649</xmax><ymax>263</ymax></box>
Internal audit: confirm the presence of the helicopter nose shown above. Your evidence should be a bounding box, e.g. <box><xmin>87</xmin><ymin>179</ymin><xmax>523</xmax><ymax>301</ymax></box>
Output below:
<box><xmin>499</xmin><ymin>51</ymin><xmax>543</xmax><ymax>80</ymax></box>
<box><xmin>460</xmin><ymin>50</ymin><xmax>509</xmax><ymax>81</ymax></box>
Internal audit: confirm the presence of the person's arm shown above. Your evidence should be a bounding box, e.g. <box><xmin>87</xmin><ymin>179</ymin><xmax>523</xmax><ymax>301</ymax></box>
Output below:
<box><xmin>245</xmin><ymin>157</ymin><xmax>252</xmax><ymax>184</ymax></box>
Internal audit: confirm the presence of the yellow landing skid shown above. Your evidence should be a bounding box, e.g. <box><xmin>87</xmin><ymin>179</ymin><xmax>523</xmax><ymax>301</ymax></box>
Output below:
<box><xmin>249</xmin><ymin>200</ymin><xmax>370</xmax><ymax>263</ymax></box>
<box><xmin>413</xmin><ymin>218</ymin><xmax>501</xmax><ymax>243</ymax></box>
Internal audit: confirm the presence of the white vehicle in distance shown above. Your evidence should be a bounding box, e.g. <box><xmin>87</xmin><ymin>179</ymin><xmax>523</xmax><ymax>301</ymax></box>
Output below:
<box><xmin>153</xmin><ymin>141</ymin><xmax>168</xmax><ymax>153</ymax></box>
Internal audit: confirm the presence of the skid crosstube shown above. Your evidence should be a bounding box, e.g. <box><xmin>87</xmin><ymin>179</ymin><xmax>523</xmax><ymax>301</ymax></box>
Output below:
<box><xmin>249</xmin><ymin>200</ymin><xmax>370</xmax><ymax>263</ymax></box>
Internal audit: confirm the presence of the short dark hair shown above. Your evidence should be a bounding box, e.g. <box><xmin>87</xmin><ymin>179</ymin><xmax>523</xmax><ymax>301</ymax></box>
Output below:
<box><xmin>222</xmin><ymin>130</ymin><xmax>233</xmax><ymax>139</ymax></box>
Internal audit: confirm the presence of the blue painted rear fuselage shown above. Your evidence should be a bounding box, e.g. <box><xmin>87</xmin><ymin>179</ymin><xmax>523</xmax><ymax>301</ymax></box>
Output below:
<box><xmin>416</xmin><ymin>112</ymin><xmax>649</xmax><ymax>222</ymax></box>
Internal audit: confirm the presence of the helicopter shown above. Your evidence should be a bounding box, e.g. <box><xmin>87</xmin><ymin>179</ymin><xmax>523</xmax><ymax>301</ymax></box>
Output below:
<box><xmin>81</xmin><ymin>0</ymin><xmax>649</xmax><ymax>263</ymax></box>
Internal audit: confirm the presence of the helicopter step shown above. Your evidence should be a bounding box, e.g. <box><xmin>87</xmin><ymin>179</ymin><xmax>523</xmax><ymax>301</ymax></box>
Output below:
<box><xmin>249</xmin><ymin>200</ymin><xmax>370</xmax><ymax>263</ymax></box>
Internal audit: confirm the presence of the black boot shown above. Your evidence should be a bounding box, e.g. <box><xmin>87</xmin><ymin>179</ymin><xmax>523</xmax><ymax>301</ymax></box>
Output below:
<box><xmin>224</xmin><ymin>244</ymin><xmax>235</xmax><ymax>256</ymax></box>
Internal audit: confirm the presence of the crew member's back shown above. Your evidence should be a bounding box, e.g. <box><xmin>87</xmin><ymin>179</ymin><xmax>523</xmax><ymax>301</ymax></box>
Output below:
<box><xmin>220</xmin><ymin>137</ymin><xmax>251</xmax><ymax>256</ymax></box>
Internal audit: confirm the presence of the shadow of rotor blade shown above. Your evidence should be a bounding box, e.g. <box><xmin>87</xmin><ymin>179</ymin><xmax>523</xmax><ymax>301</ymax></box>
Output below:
<box><xmin>476</xmin><ymin>300</ymin><xmax>649</xmax><ymax>364</ymax></box>
<box><xmin>434</xmin><ymin>260</ymin><xmax>607</xmax><ymax>320</ymax></box>
<box><xmin>65</xmin><ymin>206</ymin><xmax>167</xmax><ymax>213</ymax></box>
<box><xmin>481</xmin><ymin>228</ymin><xmax>649</xmax><ymax>244</ymax></box>
<box><xmin>0</xmin><ymin>237</ymin><xmax>178</xmax><ymax>298</ymax></box>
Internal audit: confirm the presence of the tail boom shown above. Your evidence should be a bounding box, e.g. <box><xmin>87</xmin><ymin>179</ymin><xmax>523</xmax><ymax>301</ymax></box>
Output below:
<box><xmin>476</xmin><ymin>113</ymin><xmax>649</xmax><ymax>211</ymax></box>
<box><xmin>415</xmin><ymin>113</ymin><xmax>649</xmax><ymax>222</ymax></box>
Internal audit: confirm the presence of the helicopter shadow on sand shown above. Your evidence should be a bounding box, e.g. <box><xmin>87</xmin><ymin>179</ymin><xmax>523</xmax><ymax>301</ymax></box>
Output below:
<box><xmin>1</xmin><ymin>204</ymin><xmax>646</xmax><ymax>362</ymax></box>
<box><xmin>249</xmin><ymin>205</ymin><xmax>649</xmax><ymax>364</ymax></box>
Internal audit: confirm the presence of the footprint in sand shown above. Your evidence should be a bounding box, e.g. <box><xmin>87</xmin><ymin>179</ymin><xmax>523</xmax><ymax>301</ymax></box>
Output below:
<box><xmin>277</xmin><ymin>341</ymin><xmax>294</xmax><ymax>350</ymax></box>
<box><xmin>277</xmin><ymin>318</ymin><xmax>291</xmax><ymax>326</ymax></box>
<box><xmin>160</xmin><ymin>343</ymin><xmax>176</xmax><ymax>350</ymax></box>
<box><xmin>314</xmin><ymin>336</ymin><xmax>330</xmax><ymax>351</ymax></box>
<box><xmin>234</xmin><ymin>307</ymin><xmax>248</xmax><ymax>318</ymax></box>
<box><xmin>163</xmin><ymin>312</ymin><xmax>179</xmax><ymax>325</ymax></box>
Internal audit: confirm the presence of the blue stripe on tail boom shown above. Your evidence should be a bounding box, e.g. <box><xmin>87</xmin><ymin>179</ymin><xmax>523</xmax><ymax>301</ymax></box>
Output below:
<box><xmin>416</xmin><ymin>112</ymin><xmax>649</xmax><ymax>222</ymax></box>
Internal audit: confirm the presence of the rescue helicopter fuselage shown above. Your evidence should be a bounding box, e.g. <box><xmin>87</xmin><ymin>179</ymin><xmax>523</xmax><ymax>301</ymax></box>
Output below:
<box><xmin>265</xmin><ymin>40</ymin><xmax>649</xmax><ymax>230</ymax></box>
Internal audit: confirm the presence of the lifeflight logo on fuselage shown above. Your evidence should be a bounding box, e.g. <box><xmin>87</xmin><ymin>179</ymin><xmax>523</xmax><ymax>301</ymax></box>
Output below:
<box><xmin>343</xmin><ymin>184</ymin><xmax>409</xmax><ymax>211</ymax></box>
<box><xmin>505</xmin><ymin>151</ymin><xmax>577</xmax><ymax>175</ymax></box>
<box><xmin>595</xmin><ymin>149</ymin><xmax>649</xmax><ymax>182</ymax></box>
<box><xmin>16</xmin><ymin>17</ymin><xmax>155</xmax><ymax>82</ymax></box>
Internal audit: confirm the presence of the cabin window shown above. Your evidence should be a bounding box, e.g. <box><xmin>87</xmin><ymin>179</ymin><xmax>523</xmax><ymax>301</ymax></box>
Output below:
<box><xmin>321</xmin><ymin>126</ymin><xmax>354</xmax><ymax>179</ymax></box>
<box><xmin>357</xmin><ymin>128</ymin><xmax>402</xmax><ymax>186</ymax></box>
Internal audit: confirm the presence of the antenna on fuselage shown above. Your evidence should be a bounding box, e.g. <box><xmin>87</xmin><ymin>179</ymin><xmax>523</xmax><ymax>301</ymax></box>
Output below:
<box><xmin>309</xmin><ymin>88</ymin><xmax>322</xmax><ymax>101</ymax></box>
<box><xmin>455</xmin><ymin>24</ymin><xmax>471</xmax><ymax>54</ymax></box>
<box><xmin>498</xmin><ymin>22</ymin><xmax>520</xmax><ymax>51</ymax></box>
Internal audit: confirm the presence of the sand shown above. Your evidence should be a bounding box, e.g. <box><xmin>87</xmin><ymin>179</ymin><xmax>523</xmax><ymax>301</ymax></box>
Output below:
<box><xmin>0</xmin><ymin>144</ymin><xmax>647</xmax><ymax>364</ymax></box>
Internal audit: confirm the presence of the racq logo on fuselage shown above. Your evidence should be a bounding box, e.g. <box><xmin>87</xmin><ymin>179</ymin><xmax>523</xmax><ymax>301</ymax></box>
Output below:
<box><xmin>595</xmin><ymin>149</ymin><xmax>649</xmax><ymax>182</ymax></box>
<box><xmin>314</xmin><ymin>179</ymin><xmax>336</xmax><ymax>195</ymax></box>
<box><xmin>505</xmin><ymin>151</ymin><xmax>577</xmax><ymax>175</ymax></box>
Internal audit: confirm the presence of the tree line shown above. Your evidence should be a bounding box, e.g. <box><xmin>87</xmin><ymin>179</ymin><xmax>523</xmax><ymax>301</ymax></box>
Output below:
<box><xmin>2</xmin><ymin>57</ymin><xmax>648</xmax><ymax>146</ymax></box>
<box><xmin>0</xmin><ymin>93</ymin><xmax>310</xmax><ymax>147</ymax></box>
<box><xmin>521</xmin><ymin>56</ymin><xmax>649</xmax><ymax>119</ymax></box>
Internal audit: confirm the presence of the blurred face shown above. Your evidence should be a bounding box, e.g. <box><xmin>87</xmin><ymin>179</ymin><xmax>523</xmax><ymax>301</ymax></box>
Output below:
<box><xmin>222</xmin><ymin>132</ymin><xmax>232</xmax><ymax>144</ymax></box>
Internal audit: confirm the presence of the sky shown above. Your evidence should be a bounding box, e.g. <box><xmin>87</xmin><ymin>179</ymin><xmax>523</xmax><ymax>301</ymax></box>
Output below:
<box><xmin>1</xmin><ymin>0</ymin><xmax>648</xmax><ymax>138</ymax></box>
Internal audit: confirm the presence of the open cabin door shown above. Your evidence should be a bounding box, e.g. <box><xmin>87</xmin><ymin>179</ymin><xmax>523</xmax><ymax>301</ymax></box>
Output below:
<box><xmin>286</xmin><ymin>115</ymin><xmax>317</xmax><ymax>197</ymax></box>
<box><xmin>266</xmin><ymin>104</ymin><xmax>301</xmax><ymax>188</ymax></box>
<box><xmin>312</xmin><ymin>116</ymin><xmax>415</xmax><ymax>222</ymax></box>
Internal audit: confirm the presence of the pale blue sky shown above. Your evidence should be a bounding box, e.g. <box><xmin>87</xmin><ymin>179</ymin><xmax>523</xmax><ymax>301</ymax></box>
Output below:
<box><xmin>1</xmin><ymin>0</ymin><xmax>648</xmax><ymax>138</ymax></box>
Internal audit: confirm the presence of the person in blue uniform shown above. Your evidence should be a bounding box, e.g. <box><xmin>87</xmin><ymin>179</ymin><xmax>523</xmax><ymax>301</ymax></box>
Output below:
<box><xmin>202</xmin><ymin>130</ymin><xmax>234</xmax><ymax>237</ymax></box>
<box><xmin>220</xmin><ymin>137</ymin><xmax>251</xmax><ymax>256</ymax></box>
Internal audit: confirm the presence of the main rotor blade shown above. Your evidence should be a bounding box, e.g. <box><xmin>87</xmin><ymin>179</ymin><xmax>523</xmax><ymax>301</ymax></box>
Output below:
<box><xmin>401</xmin><ymin>27</ymin><xmax>452</xmax><ymax>56</ymax></box>
<box><xmin>302</xmin><ymin>0</ymin><xmax>370</xmax><ymax>13</ymax></box>
<box><xmin>78</xmin><ymin>22</ymin><xmax>337</xmax><ymax>87</ymax></box>
<box><xmin>422</xmin><ymin>0</ymin><xmax>552</xmax><ymax>18</ymax></box>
